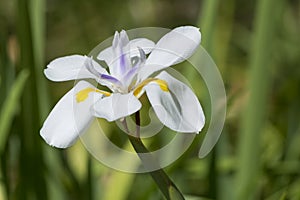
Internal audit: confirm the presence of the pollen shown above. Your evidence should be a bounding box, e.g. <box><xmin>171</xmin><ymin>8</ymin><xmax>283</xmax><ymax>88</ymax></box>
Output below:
<box><xmin>76</xmin><ymin>87</ymin><xmax>111</xmax><ymax>103</ymax></box>
<box><xmin>133</xmin><ymin>78</ymin><xmax>169</xmax><ymax>98</ymax></box>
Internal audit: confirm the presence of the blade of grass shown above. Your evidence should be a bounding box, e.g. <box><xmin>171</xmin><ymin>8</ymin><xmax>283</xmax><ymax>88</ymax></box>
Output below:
<box><xmin>0</xmin><ymin>27</ymin><xmax>15</xmax><ymax>106</ymax></box>
<box><xmin>0</xmin><ymin>69</ymin><xmax>29</xmax><ymax>153</ymax></box>
<box><xmin>214</xmin><ymin>0</ymin><xmax>235</xmax><ymax>72</ymax></box>
<box><xmin>16</xmin><ymin>0</ymin><xmax>48</xmax><ymax>198</ymax></box>
<box><xmin>198</xmin><ymin>0</ymin><xmax>219</xmax><ymax>53</ymax></box>
<box><xmin>43</xmin><ymin>147</ymin><xmax>66</xmax><ymax>200</ymax></box>
<box><xmin>186</xmin><ymin>0</ymin><xmax>220</xmax><ymax>82</ymax></box>
<box><xmin>0</xmin><ymin>164</ymin><xmax>6</xmax><ymax>200</ymax></box>
<box><xmin>186</xmin><ymin>0</ymin><xmax>220</xmax><ymax>81</ymax></box>
<box><xmin>28</xmin><ymin>0</ymin><xmax>50</xmax><ymax>121</ymax></box>
<box><xmin>233</xmin><ymin>0</ymin><xmax>283</xmax><ymax>199</ymax></box>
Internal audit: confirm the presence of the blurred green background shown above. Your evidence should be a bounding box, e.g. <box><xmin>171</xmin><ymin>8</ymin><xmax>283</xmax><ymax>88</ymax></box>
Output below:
<box><xmin>1</xmin><ymin>0</ymin><xmax>300</xmax><ymax>199</ymax></box>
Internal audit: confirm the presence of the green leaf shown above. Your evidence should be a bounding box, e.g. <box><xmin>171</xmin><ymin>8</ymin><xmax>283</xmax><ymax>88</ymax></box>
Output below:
<box><xmin>233</xmin><ymin>0</ymin><xmax>283</xmax><ymax>199</ymax></box>
<box><xmin>0</xmin><ymin>69</ymin><xmax>30</xmax><ymax>152</ymax></box>
<box><xmin>28</xmin><ymin>0</ymin><xmax>50</xmax><ymax>121</ymax></box>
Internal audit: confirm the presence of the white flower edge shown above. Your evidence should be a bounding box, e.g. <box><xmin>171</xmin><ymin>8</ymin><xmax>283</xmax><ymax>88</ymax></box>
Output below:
<box><xmin>44</xmin><ymin>55</ymin><xmax>107</xmax><ymax>82</ymax></box>
<box><xmin>40</xmin><ymin>81</ymin><xmax>103</xmax><ymax>148</ymax></box>
<box><xmin>145</xmin><ymin>71</ymin><xmax>205</xmax><ymax>133</ymax></box>
<box><xmin>138</xmin><ymin>26</ymin><xmax>201</xmax><ymax>80</ymax></box>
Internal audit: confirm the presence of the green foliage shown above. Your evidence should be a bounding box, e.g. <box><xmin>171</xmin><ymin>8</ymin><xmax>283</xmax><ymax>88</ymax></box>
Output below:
<box><xmin>0</xmin><ymin>70</ymin><xmax>29</xmax><ymax>152</ymax></box>
<box><xmin>0</xmin><ymin>0</ymin><xmax>299</xmax><ymax>199</ymax></box>
<box><xmin>234</xmin><ymin>0</ymin><xmax>282</xmax><ymax>199</ymax></box>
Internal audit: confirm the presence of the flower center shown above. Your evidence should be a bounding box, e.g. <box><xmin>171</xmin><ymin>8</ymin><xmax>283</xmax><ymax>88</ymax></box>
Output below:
<box><xmin>76</xmin><ymin>78</ymin><xmax>169</xmax><ymax>103</ymax></box>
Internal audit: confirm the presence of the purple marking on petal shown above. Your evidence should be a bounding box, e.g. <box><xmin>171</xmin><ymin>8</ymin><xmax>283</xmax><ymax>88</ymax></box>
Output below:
<box><xmin>100</xmin><ymin>74</ymin><xmax>122</xmax><ymax>85</ymax></box>
<box><xmin>120</xmin><ymin>53</ymin><xmax>126</xmax><ymax>73</ymax></box>
<box><xmin>122</xmin><ymin>66</ymin><xmax>139</xmax><ymax>87</ymax></box>
<box><xmin>124</xmin><ymin>67</ymin><xmax>138</xmax><ymax>80</ymax></box>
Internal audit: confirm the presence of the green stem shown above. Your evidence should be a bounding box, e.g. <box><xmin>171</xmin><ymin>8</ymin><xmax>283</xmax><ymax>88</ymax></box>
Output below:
<box><xmin>123</xmin><ymin>112</ymin><xmax>185</xmax><ymax>200</ymax></box>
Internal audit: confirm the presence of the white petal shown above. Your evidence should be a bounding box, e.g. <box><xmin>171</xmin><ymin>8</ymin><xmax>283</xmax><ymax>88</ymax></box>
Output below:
<box><xmin>106</xmin><ymin>31</ymin><xmax>131</xmax><ymax>79</ymax></box>
<box><xmin>139</xmin><ymin>26</ymin><xmax>201</xmax><ymax>80</ymax></box>
<box><xmin>97</xmin><ymin>48</ymin><xmax>112</xmax><ymax>65</ymax></box>
<box><xmin>40</xmin><ymin>81</ymin><xmax>103</xmax><ymax>148</ymax></box>
<box><xmin>44</xmin><ymin>55</ymin><xmax>107</xmax><ymax>82</ymax></box>
<box><xmin>127</xmin><ymin>38</ymin><xmax>155</xmax><ymax>57</ymax></box>
<box><xmin>93</xmin><ymin>93</ymin><xmax>141</xmax><ymax>122</ymax></box>
<box><xmin>97</xmin><ymin>38</ymin><xmax>155</xmax><ymax>66</ymax></box>
<box><xmin>145</xmin><ymin>71</ymin><xmax>205</xmax><ymax>133</ymax></box>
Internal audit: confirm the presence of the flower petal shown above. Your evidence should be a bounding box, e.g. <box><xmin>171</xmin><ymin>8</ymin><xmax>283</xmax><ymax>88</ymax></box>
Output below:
<box><xmin>138</xmin><ymin>26</ymin><xmax>201</xmax><ymax>80</ymax></box>
<box><xmin>93</xmin><ymin>92</ymin><xmax>141</xmax><ymax>122</ymax></box>
<box><xmin>128</xmin><ymin>38</ymin><xmax>155</xmax><ymax>57</ymax></box>
<box><xmin>97</xmin><ymin>38</ymin><xmax>154</xmax><ymax>66</ymax></box>
<box><xmin>44</xmin><ymin>55</ymin><xmax>107</xmax><ymax>82</ymax></box>
<box><xmin>145</xmin><ymin>71</ymin><xmax>205</xmax><ymax>133</ymax></box>
<box><xmin>107</xmin><ymin>31</ymin><xmax>131</xmax><ymax>79</ymax></box>
<box><xmin>40</xmin><ymin>81</ymin><xmax>103</xmax><ymax>148</ymax></box>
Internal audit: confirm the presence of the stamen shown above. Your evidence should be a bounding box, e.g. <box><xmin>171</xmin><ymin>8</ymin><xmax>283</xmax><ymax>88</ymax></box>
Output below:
<box><xmin>76</xmin><ymin>87</ymin><xmax>111</xmax><ymax>103</ymax></box>
<box><xmin>133</xmin><ymin>78</ymin><xmax>169</xmax><ymax>98</ymax></box>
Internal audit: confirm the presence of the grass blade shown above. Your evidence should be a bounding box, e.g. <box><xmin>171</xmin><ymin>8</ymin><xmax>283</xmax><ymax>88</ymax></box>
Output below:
<box><xmin>234</xmin><ymin>0</ymin><xmax>283</xmax><ymax>199</ymax></box>
<box><xmin>0</xmin><ymin>69</ymin><xmax>29</xmax><ymax>152</ymax></box>
<box><xmin>28</xmin><ymin>0</ymin><xmax>50</xmax><ymax>121</ymax></box>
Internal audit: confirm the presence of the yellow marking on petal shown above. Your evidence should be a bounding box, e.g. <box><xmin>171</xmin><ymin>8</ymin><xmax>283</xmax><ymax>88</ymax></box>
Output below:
<box><xmin>133</xmin><ymin>78</ymin><xmax>169</xmax><ymax>98</ymax></box>
<box><xmin>76</xmin><ymin>87</ymin><xmax>111</xmax><ymax>103</ymax></box>
<box><xmin>154</xmin><ymin>79</ymin><xmax>169</xmax><ymax>92</ymax></box>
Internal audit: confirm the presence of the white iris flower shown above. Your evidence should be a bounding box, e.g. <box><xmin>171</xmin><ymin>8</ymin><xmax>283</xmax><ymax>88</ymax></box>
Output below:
<box><xmin>40</xmin><ymin>26</ymin><xmax>205</xmax><ymax>148</ymax></box>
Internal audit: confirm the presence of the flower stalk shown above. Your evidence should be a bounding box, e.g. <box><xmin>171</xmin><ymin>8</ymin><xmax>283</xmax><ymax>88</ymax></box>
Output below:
<box><xmin>125</xmin><ymin>111</ymin><xmax>185</xmax><ymax>200</ymax></box>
